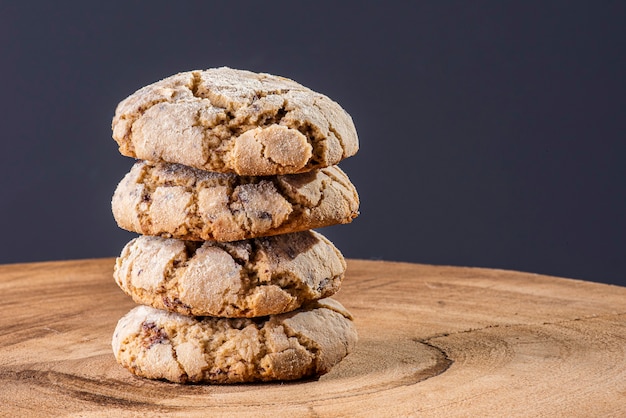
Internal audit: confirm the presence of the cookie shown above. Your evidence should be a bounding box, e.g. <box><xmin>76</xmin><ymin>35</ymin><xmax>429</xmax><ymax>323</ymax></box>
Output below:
<box><xmin>114</xmin><ymin>231</ymin><xmax>346</xmax><ymax>318</ymax></box>
<box><xmin>111</xmin><ymin>160</ymin><xmax>359</xmax><ymax>242</ymax></box>
<box><xmin>112</xmin><ymin>299</ymin><xmax>357</xmax><ymax>384</ymax></box>
<box><xmin>112</xmin><ymin>67</ymin><xmax>358</xmax><ymax>176</ymax></box>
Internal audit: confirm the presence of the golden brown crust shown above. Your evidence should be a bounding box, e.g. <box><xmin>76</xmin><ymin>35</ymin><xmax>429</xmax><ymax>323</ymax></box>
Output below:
<box><xmin>114</xmin><ymin>231</ymin><xmax>346</xmax><ymax>317</ymax></box>
<box><xmin>111</xmin><ymin>161</ymin><xmax>359</xmax><ymax>242</ymax></box>
<box><xmin>112</xmin><ymin>67</ymin><xmax>358</xmax><ymax>175</ymax></box>
<box><xmin>111</xmin><ymin>300</ymin><xmax>357</xmax><ymax>383</ymax></box>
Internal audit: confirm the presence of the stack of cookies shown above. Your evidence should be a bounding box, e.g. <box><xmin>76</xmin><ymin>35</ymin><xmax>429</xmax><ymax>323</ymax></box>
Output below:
<box><xmin>109</xmin><ymin>67</ymin><xmax>360</xmax><ymax>384</ymax></box>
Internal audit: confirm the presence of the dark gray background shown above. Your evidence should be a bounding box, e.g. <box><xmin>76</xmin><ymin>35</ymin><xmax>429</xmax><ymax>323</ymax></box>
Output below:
<box><xmin>2</xmin><ymin>1</ymin><xmax>625</xmax><ymax>286</ymax></box>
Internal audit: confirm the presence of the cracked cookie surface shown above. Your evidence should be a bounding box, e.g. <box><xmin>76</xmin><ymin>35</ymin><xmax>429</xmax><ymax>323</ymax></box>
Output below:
<box><xmin>111</xmin><ymin>160</ymin><xmax>359</xmax><ymax>242</ymax></box>
<box><xmin>114</xmin><ymin>231</ymin><xmax>346</xmax><ymax>317</ymax></box>
<box><xmin>112</xmin><ymin>299</ymin><xmax>357</xmax><ymax>383</ymax></box>
<box><xmin>112</xmin><ymin>67</ymin><xmax>358</xmax><ymax>175</ymax></box>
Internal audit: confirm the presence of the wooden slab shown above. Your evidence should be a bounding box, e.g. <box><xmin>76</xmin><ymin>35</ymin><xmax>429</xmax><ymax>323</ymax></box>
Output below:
<box><xmin>1</xmin><ymin>259</ymin><xmax>625</xmax><ymax>416</ymax></box>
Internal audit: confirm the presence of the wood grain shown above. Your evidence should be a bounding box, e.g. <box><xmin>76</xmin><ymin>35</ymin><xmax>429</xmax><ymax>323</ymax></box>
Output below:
<box><xmin>1</xmin><ymin>259</ymin><xmax>625</xmax><ymax>417</ymax></box>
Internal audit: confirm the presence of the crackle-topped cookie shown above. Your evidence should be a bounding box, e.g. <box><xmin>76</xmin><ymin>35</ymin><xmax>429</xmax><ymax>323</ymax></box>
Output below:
<box><xmin>114</xmin><ymin>231</ymin><xmax>346</xmax><ymax>317</ymax></box>
<box><xmin>112</xmin><ymin>299</ymin><xmax>357</xmax><ymax>384</ymax></box>
<box><xmin>112</xmin><ymin>67</ymin><xmax>358</xmax><ymax>176</ymax></box>
<box><xmin>111</xmin><ymin>161</ymin><xmax>359</xmax><ymax>242</ymax></box>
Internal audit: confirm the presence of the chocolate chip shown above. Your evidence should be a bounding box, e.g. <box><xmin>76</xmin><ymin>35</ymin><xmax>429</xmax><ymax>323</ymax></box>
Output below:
<box><xmin>141</xmin><ymin>321</ymin><xmax>168</xmax><ymax>348</ymax></box>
